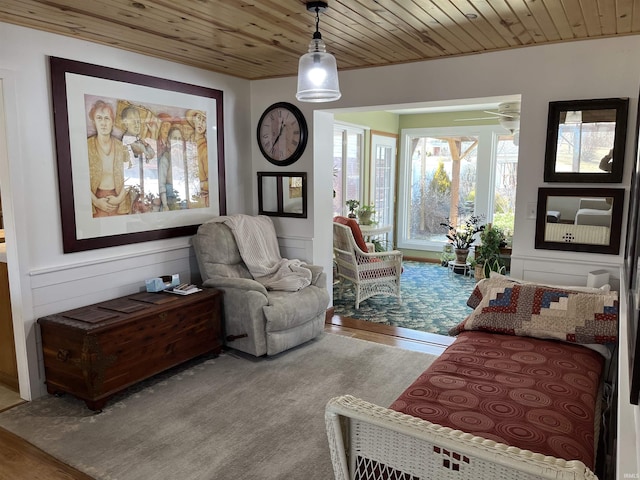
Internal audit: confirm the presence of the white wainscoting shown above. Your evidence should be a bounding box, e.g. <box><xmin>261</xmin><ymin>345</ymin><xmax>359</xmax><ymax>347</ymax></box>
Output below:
<box><xmin>28</xmin><ymin>235</ymin><xmax>314</xmax><ymax>397</ymax></box>
<box><xmin>510</xmin><ymin>255</ymin><xmax>622</xmax><ymax>292</ymax></box>
<box><xmin>277</xmin><ymin>235</ymin><xmax>314</xmax><ymax>264</ymax></box>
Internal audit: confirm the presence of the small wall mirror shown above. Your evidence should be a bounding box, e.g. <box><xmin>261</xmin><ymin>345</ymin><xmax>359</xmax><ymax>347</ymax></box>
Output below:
<box><xmin>257</xmin><ymin>172</ymin><xmax>307</xmax><ymax>218</ymax></box>
<box><xmin>544</xmin><ymin>98</ymin><xmax>628</xmax><ymax>183</ymax></box>
<box><xmin>535</xmin><ymin>187</ymin><xmax>624</xmax><ymax>254</ymax></box>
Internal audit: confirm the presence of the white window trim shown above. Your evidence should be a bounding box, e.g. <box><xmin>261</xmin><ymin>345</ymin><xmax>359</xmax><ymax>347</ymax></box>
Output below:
<box><xmin>334</xmin><ymin>122</ymin><xmax>366</xmax><ymax>216</ymax></box>
<box><xmin>397</xmin><ymin>124</ymin><xmax>504</xmax><ymax>251</ymax></box>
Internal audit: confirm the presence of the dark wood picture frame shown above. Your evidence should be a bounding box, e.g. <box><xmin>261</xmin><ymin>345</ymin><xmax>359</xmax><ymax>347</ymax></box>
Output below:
<box><xmin>625</xmin><ymin>132</ymin><xmax>640</xmax><ymax>405</ymax></box>
<box><xmin>534</xmin><ymin>187</ymin><xmax>624</xmax><ymax>255</ymax></box>
<box><xmin>257</xmin><ymin>172</ymin><xmax>307</xmax><ymax>218</ymax></box>
<box><xmin>624</xmin><ymin>85</ymin><xmax>640</xmax><ymax>404</ymax></box>
<box><xmin>543</xmin><ymin>98</ymin><xmax>629</xmax><ymax>183</ymax></box>
<box><xmin>50</xmin><ymin>56</ymin><xmax>226</xmax><ymax>253</ymax></box>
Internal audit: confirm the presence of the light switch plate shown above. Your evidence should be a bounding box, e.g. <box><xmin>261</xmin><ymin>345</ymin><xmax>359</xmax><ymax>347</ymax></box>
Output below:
<box><xmin>527</xmin><ymin>202</ymin><xmax>537</xmax><ymax>219</ymax></box>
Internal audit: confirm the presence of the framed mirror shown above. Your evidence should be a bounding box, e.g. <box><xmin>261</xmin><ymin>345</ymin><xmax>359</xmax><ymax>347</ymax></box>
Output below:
<box><xmin>544</xmin><ymin>98</ymin><xmax>629</xmax><ymax>183</ymax></box>
<box><xmin>257</xmin><ymin>172</ymin><xmax>307</xmax><ymax>218</ymax></box>
<box><xmin>535</xmin><ymin>187</ymin><xmax>624</xmax><ymax>254</ymax></box>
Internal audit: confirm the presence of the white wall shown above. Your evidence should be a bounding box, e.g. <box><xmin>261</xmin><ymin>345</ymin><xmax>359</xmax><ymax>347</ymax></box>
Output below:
<box><xmin>252</xmin><ymin>36</ymin><xmax>640</xmax><ymax>288</ymax></box>
<box><xmin>250</xmin><ymin>35</ymin><xmax>640</xmax><ymax>474</ymax></box>
<box><xmin>0</xmin><ymin>22</ymin><xmax>252</xmax><ymax>399</ymax></box>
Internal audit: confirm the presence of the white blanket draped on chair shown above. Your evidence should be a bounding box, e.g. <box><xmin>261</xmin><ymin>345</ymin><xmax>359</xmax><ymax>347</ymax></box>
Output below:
<box><xmin>209</xmin><ymin>214</ymin><xmax>311</xmax><ymax>292</ymax></box>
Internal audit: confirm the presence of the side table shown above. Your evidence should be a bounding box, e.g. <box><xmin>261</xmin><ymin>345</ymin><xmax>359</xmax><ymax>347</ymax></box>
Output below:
<box><xmin>447</xmin><ymin>260</ymin><xmax>472</xmax><ymax>278</ymax></box>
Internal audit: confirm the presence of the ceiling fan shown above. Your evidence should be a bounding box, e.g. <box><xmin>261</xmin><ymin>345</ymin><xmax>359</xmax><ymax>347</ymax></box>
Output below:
<box><xmin>456</xmin><ymin>101</ymin><xmax>521</xmax><ymax>134</ymax></box>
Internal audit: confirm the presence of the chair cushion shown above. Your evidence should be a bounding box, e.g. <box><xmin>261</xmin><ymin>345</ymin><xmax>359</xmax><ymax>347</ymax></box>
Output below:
<box><xmin>333</xmin><ymin>216</ymin><xmax>369</xmax><ymax>252</ymax></box>
<box><xmin>263</xmin><ymin>285</ymin><xmax>329</xmax><ymax>332</ymax></box>
<box><xmin>193</xmin><ymin>221</ymin><xmax>252</xmax><ymax>282</ymax></box>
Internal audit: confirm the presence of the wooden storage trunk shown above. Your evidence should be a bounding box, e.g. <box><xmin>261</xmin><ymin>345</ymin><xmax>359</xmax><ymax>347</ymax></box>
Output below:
<box><xmin>37</xmin><ymin>289</ymin><xmax>223</xmax><ymax>411</ymax></box>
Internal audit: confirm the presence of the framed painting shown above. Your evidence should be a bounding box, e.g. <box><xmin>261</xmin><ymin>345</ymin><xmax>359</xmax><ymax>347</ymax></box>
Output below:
<box><xmin>49</xmin><ymin>56</ymin><xmax>226</xmax><ymax>253</ymax></box>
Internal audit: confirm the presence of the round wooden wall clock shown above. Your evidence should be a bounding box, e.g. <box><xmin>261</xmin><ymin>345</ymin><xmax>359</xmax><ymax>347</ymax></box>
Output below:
<box><xmin>257</xmin><ymin>102</ymin><xmax>308</xmax><ymax>166</ymax></box>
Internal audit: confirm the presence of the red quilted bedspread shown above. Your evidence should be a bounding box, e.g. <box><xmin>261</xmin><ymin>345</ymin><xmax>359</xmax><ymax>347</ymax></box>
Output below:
<box><xmin>389</xmin><ymin>331</ymin><xmax>604</xmax><ymax>470</ymax></box>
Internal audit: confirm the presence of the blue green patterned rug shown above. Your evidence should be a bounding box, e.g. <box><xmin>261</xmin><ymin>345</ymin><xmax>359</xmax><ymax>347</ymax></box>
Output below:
<box><xmin>333</xmin><ymin>261</ymin><xmax>476</xmax><ymax>336</ymax></box>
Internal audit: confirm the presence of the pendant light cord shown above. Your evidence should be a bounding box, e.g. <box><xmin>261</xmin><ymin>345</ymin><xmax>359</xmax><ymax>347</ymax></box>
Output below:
<box><xmin>313</xmin><ymin>6</ymin><xmax>322</xmax><ymax>40</ymax></box>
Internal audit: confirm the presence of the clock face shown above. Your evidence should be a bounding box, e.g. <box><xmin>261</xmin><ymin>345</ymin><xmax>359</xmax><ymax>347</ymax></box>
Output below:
<box><xmin>257</xmin><ymin>102</ymin><xmax>308</xmax><ymax>166</ymax></box>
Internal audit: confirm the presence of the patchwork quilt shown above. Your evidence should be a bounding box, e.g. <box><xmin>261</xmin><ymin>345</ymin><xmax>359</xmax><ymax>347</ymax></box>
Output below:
<box><xmin>454</xmin><ymin>282</ymin><xmax>618</xmax><ymax>345</ymax></box>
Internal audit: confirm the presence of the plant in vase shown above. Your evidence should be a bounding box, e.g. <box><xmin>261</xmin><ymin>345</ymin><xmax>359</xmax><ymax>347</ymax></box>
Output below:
<box><xmin>357</xmin><ymin>204</ymin><xmax>376</xmax><ymax>225</ymax></box>
<box><xmin>440</xmin><ymin>215</ymin><xmax>485</xmax><ymax>264</ymax></box>
<box><xmin>475</xmin><ymin>224</ymin><xmax>506</xmax><ymax>280</ymax></box>
<box><xmin>345</xmin><ymin>199</ymin><xmax>360</xmax><ymax>219</ymax></box>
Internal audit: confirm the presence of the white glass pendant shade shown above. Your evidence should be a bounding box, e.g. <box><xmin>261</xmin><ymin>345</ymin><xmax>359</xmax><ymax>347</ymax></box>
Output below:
<box><xmin>499</xmin><ymin>117</ymin><xmax>520</xmax><ymax>134</ymax></box>
<box><xmin>296</xmin><ymin>37</ymin><xmax>341</xmax><ymax>102</ymax></box>
<box><xmin>565</xmin><ymin>110</ymin><xmax>582</xmax><ymax>124</ymax></box>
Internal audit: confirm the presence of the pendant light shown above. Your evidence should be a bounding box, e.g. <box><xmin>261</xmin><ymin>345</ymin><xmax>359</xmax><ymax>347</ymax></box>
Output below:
<box><xmin>564</xmin><ymin>110</ymin><xmax>583</xmax><ymax>124</ymax></box>
<box><xmin>296</xmin><ymin>1</ymin><xmax>341</xmax><ymax>103</ymax></box>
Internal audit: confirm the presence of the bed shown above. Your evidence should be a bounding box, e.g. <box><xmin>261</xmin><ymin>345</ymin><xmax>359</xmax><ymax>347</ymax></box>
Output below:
<box><xmin>325</xmin><ymin>276</ymin><xmax>618</xmax><ymax>480</ymax></box>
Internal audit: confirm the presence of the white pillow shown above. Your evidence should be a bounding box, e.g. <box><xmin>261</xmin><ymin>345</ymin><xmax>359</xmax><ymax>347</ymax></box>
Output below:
<box><xmin>488</xmin><ymin>272</ymin><xmax>611</xmax><ymax>292</ymax></box>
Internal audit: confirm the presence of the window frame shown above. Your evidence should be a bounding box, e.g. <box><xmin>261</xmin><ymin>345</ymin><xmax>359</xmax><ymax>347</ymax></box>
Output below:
<box><xmin>396</xmin><ymin>125</ymin><xmax>510</xmax><ymax>251</ymax></box>
<box><xmin>333</xmin><ymin>122</ymin><xmax>366</xmax><ymax>217</ymax></box>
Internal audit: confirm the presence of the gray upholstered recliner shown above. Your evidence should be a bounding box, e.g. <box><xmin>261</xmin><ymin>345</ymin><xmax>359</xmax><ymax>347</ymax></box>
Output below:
<box><xmin>193</xmin><ymin>221</ymin><xmax>329</xmax><ymax>357</ymax></box>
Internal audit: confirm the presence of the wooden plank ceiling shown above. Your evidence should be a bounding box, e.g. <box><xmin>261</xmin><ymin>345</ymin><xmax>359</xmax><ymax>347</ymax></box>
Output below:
<box><xmin>0</xmin><ymin>0</ymin><xmax>638</xmax><ymax>80</ymax></box>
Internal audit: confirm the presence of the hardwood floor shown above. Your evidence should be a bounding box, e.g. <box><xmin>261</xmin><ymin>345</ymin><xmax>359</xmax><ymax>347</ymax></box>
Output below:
<box><xmin>0</xmin><ymin>315</ymin><xmax>445</xmax><ymax>479</ymax></box>
<box><xmin>326</xmin><ymin>314</ymin><xmax>454</xmax><ymax>355</ymax></box>
<box><xmin>0</xmin><ymin>428</ymin><xmax>93</xmax><ymax>480</ymax></box>
<box><xmin>0</xmin><ymin>383</ymin><xmax>23</xmax><ymax>412</ymax></box>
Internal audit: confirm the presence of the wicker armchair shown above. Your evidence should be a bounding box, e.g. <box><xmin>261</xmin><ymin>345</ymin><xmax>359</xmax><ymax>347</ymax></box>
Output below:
<box><xmin>333</xmin><ymin>219</ymin><xmax>402</xmax><ymax>309</ymax></box>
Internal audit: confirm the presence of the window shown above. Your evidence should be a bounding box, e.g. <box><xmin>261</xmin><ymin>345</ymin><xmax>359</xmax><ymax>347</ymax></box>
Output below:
<box><xmin>333</xmin><ymin>124</ymin><xmax>364</xmax><ymax>217</ymax></box>
<box><xmin>556</xmin><ymin>109</ymin><xmax>617</xmax><ymax>173</ymax></box>
<box><xmin>397</xmin><ymin>125</ymin><xmax>518</xmax><ymax>250</ymax></box>
<box><xmin>371</xmin><ymin>133</ymin><xmax>397</xmax><ymax>230</ymax></box>
<box><xmin>493</xmin><ymin>134</ymin><xmax>518</xmax><ymax>239</ymax></box>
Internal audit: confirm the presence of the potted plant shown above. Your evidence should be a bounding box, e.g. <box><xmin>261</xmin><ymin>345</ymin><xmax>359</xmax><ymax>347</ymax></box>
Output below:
<box><xmin>474</xmin><ymin>224</ymin><xmax>506</xmax><ymax>280</ymax></box>
<box><xmin>440</xmin><ymin>215</ymin><xmax>484</xmax><ymax>264</ymax></box>
<box><xmin>357</xmin><ymin>204</ymin><xmax>376</xmax><ymax>225</ymax></box>
<box><xmin>440</xmin><ymin>244</ymin><xmax>455</xmax><ymax>266</ymax></box>
<box><xmin>345</xmin><ymin>199</ymin><xmax>360</xmax><ymax>219</ymax></box>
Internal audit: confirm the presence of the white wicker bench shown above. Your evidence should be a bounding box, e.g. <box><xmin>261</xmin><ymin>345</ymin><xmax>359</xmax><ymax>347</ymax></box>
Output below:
<box><xmin>326</xmin><ymin>394</ymin><xmax>597</xmax><ymax>480</ymax></box>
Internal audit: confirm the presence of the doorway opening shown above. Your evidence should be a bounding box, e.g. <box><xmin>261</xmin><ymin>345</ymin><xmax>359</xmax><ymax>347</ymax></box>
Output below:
<box><xmin>328</xmin><ymin>95</ymin><xmax>521</xmax><ymax>344</ymax></box>
<box><xmin>0</xmin><ymin>78</ymin><xmax>22</xmax><ymax>410</ymax></box>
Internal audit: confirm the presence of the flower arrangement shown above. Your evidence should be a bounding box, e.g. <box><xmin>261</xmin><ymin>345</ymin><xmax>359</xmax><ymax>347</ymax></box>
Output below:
<box><xmin>440</xmin><ymin>215</ymin><xmax>485</xmax><ymax>249</ymax></box>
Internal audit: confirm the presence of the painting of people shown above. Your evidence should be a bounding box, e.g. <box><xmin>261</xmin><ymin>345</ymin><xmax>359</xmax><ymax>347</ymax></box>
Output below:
<box><xmin>51</xmin><ymin>56</ymin><xmax>225</xmax><ymax>252</ymax></box>
<box><xmin>84</xmin><ymin>95</ymin><xmax>211</xmax><ymax>217</ymax></box>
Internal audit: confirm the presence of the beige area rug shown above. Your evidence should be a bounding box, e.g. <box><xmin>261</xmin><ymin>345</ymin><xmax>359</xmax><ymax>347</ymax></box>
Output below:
<box><xmin>0</xmin><ymin>332</ymin><xmax>437</xmax><ymax>480</ymax></box>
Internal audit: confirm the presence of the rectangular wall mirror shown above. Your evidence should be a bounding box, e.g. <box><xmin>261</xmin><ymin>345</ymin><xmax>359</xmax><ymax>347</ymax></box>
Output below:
<box><xmin>535</xmin><ymin>187</ymin><xmax>624</xmax><ymax>254</ymax></box>
<box><xmin>543</xmin><ymin>98</ymin><xmax>629</xmax><ymax>183</ymax></box>
<box><xmin>257</xmin><ymin>172</ymin><xmax>307</xmax><ymax>218</ymax></box>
